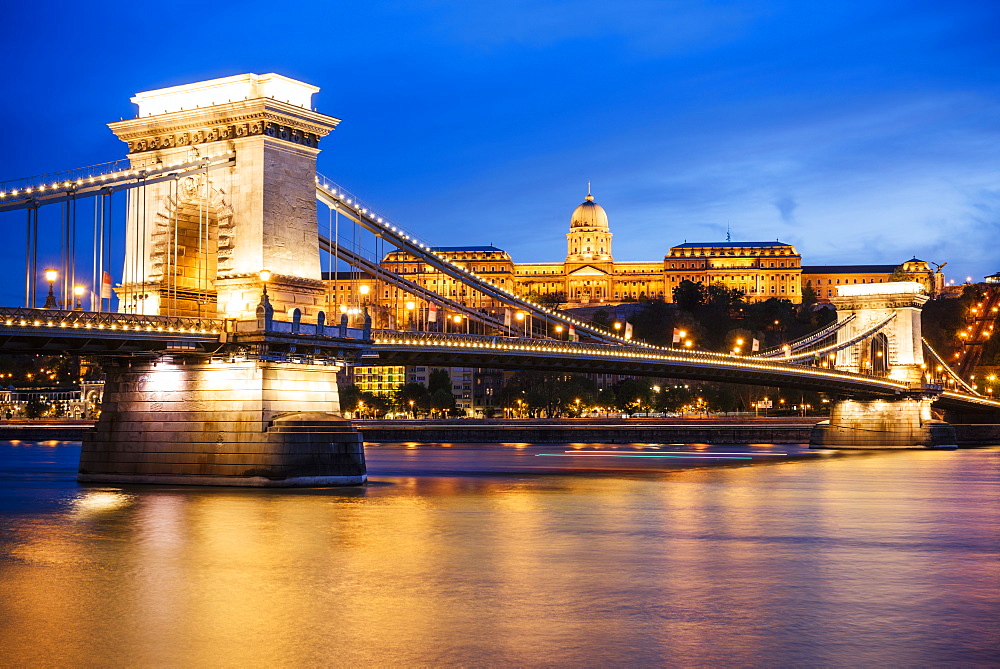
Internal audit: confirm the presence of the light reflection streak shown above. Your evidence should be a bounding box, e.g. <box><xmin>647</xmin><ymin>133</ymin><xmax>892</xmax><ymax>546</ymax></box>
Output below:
<box><xmin>564</xmin><ymin>450</ymin><xmax>790</xmax><ymax>456</ymax></box>
<box><xmin>537</xmin><ymin>454</ymin><xmax>752</xmax><ymax>459</ymax></box>
<box><xmin>71</xmin><ymin>489</ymin><xmax>135</xmax><ymax>516</ymax></box>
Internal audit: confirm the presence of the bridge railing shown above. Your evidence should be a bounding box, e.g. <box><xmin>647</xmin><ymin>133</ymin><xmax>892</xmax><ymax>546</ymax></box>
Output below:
<box><xmin>233</xmin><ymin>317</ymin><xmax>368</xmax><ymax>340</ymax></box>
<box><xmin>371</xmin><ymin>329</ymin><xmax>869</xmax><ymax>368</ymax></box>
<box><xmin>0</xmin><ymin>159</ymin><xmax>132</xmax><ymax>196</ymax></box>
<box><xmin>0</xmin><ymin>306</ymin><xmax>225</xmax><ymax>334</ymax></box>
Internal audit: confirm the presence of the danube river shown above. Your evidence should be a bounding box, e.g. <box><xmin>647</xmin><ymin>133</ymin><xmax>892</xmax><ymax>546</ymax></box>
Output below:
<box><xmin>1</xmin><ymin>440</ymin><xmax>997</xmax><ymax>666</ymax></box>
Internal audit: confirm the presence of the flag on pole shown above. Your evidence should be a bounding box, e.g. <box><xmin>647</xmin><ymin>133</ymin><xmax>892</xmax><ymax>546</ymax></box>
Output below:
<box><xmin>752</xmin><ymin>338</ymin><xmax>760</xmax><ymax>352</ymax></box>
<box><xmin>568</xmin><ymin>325</ymin><xmax>577</xmax><ymax>342</ymax></box>
<box><xmin>428</xmin><ymin>303</ymin><xmax>437</xmax><ymax>323</ymax></box>
<box><xmin>503</xmin><ymin>308</ymin><xmax>511</xmax><ymax>327</ymax></box>
<box><xmin>672</xmin><ymin>328</ymin><xmax>681</xmax><ymax>344</ymax></box>
<box><xmin>624</xmin><ymin>322</ymin><xmax>633</xmax><ymax>340</ymax></box>
<box><xmin>101</xmin><ymin>271</ymin><xmax>113</xmax><ymax>299</ymax></box>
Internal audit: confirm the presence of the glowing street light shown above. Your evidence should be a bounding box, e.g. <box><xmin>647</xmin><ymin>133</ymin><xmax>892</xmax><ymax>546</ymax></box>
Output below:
<box><xmin>259</xmin><ymin>269</ymin><xmax>272</xmax><ymax>297</ymax></box>
<box><xmin>73</xmin><ymin>285</ymin><xmax>85</xmax><ymax>310</ymax></box>
<box><xmin>43</xmin><ymin>268</ymin><xmax>58</xmax><ymax>309</ymax></box>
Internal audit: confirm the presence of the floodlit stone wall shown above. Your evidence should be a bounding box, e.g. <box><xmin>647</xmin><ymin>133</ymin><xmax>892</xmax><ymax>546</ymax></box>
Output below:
<box><xmin>80</xmin><ymin>358</ymin><xmax>365</xmax><ymax>486</ymax></box>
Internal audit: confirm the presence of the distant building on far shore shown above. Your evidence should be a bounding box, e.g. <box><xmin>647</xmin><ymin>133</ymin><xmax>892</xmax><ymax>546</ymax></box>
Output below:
<box><xmin>802</xmin><ymin>258</ymin><xmax>945</xmax><ymax>302</ymax></box>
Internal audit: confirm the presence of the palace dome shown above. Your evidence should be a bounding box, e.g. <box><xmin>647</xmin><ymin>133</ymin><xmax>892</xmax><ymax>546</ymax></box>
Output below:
<box><xmin>570</xmin><ymin>192</ymin><xmax>609</xmax><ymax>230</ymax></box>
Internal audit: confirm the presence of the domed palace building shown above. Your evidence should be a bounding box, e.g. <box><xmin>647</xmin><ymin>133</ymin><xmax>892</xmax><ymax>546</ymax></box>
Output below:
<box><xmin>328</xmin><ymin>189</ymin><xmax>943</xmax><ymax>315</ymax></box>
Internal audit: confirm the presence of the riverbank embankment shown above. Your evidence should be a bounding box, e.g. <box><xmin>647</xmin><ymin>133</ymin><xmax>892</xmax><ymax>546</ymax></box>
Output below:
<box><xmin>3</xmin><ymin>418</ymin><xmax>998</xmax><ymax>446</ymax></box>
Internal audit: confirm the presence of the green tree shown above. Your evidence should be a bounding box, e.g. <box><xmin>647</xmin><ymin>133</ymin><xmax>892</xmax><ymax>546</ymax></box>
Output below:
<box><xmin>801</xmin><ymin>284</ymin><xmax>819</xmax><ymax>307</ymax></box>
<box><xmin>24</xmin><ymin>400</ymin><xmax>47</xmax><ymax>419</ymax></box>
<box><xmin>613</xmin><ymin>378</ymin><xmax>653</xmax><ymax>413</ymax></box>
<box><xmin>673</xmin><ymin>280</ymin><xmax>706</xmax><ymax>312</ymax></box>
<box><xmin>428</xmin><ymin>369</ymin><xmax>452</xmax><ymax>395</ymax></box>
<box><xmin>430</xmin><ymin>388</ymin><xmax>455</xmax><ymax>417</ymax></box>
<box><xmin>629</xmin><ymin>298</ymin><xmax>675</xmax><ymax>346</ymax></box>
<box><xmin>888</xmin><ymin>265</ymin><xmax>910</xmax><ymax>282</ymax></box>
<box><xmin>339</xmin><ymin>384</ymin><xmax>363</xmax><ymax>413</ymax></box>
<box><xmin>394</xmin><ymin>382</ymin><xmax>428</xmax><ymax>417</ymax></box>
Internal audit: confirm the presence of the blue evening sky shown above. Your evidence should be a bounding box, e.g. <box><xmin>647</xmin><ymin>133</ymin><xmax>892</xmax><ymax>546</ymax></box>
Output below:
<box><xmin>1</xmin><ymin>0</ymin><xmax>998</xmax><ymax>287</ymax></box>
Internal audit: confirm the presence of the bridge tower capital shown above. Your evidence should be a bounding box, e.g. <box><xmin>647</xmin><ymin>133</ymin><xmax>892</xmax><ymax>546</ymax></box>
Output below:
<box><xmin>108</xmin><ymin>73</ymin><xmax>340</xmax><ymax>322</ymax></box>
<box><xmin>830</xmin><ymin>281</ymin><xmax>929</xmax><ymax>384</ymax></box>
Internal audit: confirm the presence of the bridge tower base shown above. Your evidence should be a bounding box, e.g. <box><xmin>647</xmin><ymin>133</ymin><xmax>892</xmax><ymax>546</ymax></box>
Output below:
<box><xmin>79</xmin><ymin>358</ymin><xmax>366</xmax><ymax>486</ymax></box>
<box><xmin>809</xmin><ymin>396</ymin><xmax>956</xmax><ymax>449</ymax></box>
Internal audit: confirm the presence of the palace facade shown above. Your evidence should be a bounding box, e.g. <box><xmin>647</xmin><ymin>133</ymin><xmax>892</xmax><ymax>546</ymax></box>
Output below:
<box><xmin>325</xmin><ymin>189</ymin><xmax>945</xmax><ymax>318</ymax></box>
<box><xmin>338</xmin><ymin>190</ymin><xmax>945</xmax><ymax>413</ymax></box>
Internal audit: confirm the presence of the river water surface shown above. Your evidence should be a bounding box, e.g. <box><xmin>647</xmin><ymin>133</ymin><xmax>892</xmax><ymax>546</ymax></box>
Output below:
<box><xmin>0</xmin><ymin>441</ymin><xmax>997</xmax><ymax>666</ymax></box>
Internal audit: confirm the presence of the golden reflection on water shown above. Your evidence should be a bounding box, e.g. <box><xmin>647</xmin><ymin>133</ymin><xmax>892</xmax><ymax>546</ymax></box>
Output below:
<box><xmin>0</xmin><ymin>447</ymin><xmax>997</xmax><ymax>665</ymax></box>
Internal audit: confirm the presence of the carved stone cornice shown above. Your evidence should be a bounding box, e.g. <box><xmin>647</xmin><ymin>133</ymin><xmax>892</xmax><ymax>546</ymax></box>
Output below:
<box><xmin>108</xmin><ymin>98</ymin><xmax>340</xmax><ymax>155</ymax></box>
<box><xmin>832</xmin><ymin>293</ymin><xmax>929</xmax><ymax>311</ymax></box>
<box><xmin>216</xmin><ymin>273</ymin><xmax>326</xmax><ymax>294</ymax></box>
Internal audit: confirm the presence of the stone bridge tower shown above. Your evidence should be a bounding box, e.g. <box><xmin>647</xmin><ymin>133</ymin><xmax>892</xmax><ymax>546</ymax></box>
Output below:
<box><xmin>829</xmin><ymin>281</ymin><xmax>927</xmax><ymax>383</ymax></box>
<box><xmin>80</xmin><ymin>75</ymin><xmax>365</xmax><ymax>487</ymax></box>
<box><xmin>108</xmin><ymin>73</ymin><xmax>339</xmax><ymax>321</ymax></box>
<box><xmin>811</xmin><ymin>281</ymin><xmax>955</xmax><ymax>449</ymax></box>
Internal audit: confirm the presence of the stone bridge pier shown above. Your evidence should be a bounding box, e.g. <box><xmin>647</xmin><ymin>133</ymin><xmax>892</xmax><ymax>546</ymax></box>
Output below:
<box><xmin>79</xmin><ymin>73</ymin><xmax>367</xmax><ymax>486</ymax></box>
<box><xmin>810</xmin><ymin>282</ymin><xmax>957</xmax><ymax>449</ymax></box>
<box><xmin>80</xmin><ymin>355</ymin><xmax>366</xmax><ymax>486</ymax></box>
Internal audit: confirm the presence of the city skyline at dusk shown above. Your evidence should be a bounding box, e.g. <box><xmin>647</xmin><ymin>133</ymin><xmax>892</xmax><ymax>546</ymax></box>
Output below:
<box><xmin>1</xmin><ymin>0</ymin><xmax>997</xmax><ymax>285</ymax></box>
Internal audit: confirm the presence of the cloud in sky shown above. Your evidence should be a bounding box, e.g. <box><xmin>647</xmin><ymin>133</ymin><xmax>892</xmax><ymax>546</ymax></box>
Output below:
<box><xmin>0</xmin><ymin>0</ymin><xmax>997</xmax><ymax>297</ymax></box>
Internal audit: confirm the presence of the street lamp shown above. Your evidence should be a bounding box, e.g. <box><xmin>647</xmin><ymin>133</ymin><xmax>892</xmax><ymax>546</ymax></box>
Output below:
<box><xmin>409</xmin><ymin>399</ymin><xmax>415</xmax><ymax>418</ymax></box>
<box><xmin>405</xmin><ymin>300</ymin><xmax>416</xmax><ymax>329</ymax></box>
<box><xmin>43</xmin><ymin>268</ymin><xmax>58</xmax><ymax>309</ymax></box>
<box><xmin>73</xmin><ymin>285</ymin><xmax>85</xmax><ymax>310</ymax></box>
<box><xmin>259</xmin><ymin>269</ymin><xmax>272</xmax><ymax>298</ymax></box>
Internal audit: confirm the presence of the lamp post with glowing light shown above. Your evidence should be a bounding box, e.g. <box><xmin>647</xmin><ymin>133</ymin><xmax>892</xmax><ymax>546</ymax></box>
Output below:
<box><xmin>259</xmin><ymin>269</ymin><xmax>272</xmax><ymax>298</ymax></box>
<box><xmin>256</xmin><ymin>269</ymin><xmax>274</xmax><ymax>327</ymax></box>
<box><xmin>674</xmin><ymin>329</ymin><xmax>687</xmax><ymax>349</ymax></box>
<box><xmin>405</xmin><ymin>300</ymin><xmax>416</xmax><ymax>330</ymax></box>
<box><xmin>73</xmin><ymin>285</ymin><xmax>85</xmax><ymax>311</ymax></box>
<box><xmin>43</xmin><ymin>269</ymin><xmax>58</xmax><ymax>309</ymax></box>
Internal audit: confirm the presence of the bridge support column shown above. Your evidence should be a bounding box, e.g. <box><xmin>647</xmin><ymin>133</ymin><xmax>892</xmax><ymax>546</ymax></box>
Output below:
<box><xmin>79</xmin><ymin>357</ymin><xmax>365</xmax><ymax>486</ymax></box>
<box><xmin>809</xmin><ymin>395</ymin><xmax>956</xmax><ymax>449</ymax></box>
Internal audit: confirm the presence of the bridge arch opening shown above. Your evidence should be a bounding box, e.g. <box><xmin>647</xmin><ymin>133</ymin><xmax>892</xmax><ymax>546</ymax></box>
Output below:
<box><xmin>151</xmin><ymin>177</ymin><xmax>233</xmax><ymax>318</ymax></box>
<box><xmin>861</xmin><ymin>332</ymin><xmax>889</xmax><ymax>376</ymax></box>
